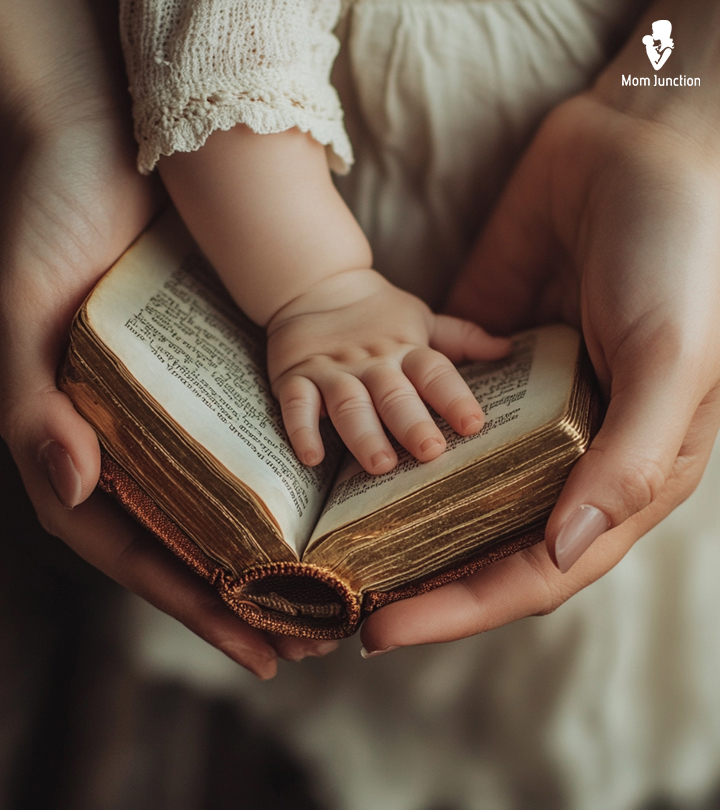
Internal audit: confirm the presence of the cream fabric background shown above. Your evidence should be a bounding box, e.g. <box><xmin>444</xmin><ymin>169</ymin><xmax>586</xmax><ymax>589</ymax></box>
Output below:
<box><xmin>130</xmin><ymin>1</ymin><xmax>720</xmax><ymax>808</ymax></box>
<box><xmin>332</xmin><ymin>0</ymin><xmax>648</xmax><ymax>305</ymax></box>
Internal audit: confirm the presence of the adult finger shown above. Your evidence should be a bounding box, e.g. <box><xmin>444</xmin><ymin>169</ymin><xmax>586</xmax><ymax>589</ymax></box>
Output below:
<box><xmin>269</xmin><ymin>635</ymin><xmax>339</xmax><ymax>662</ymax></box>
<box><xmin>0</xmin><ymin>265</ymin><xmax>280</xmax><ymax>679</ymax></box>
<box><xmin>23</xmin><ymin>483</ymin><xmax>279</xmax><ymax>679</ymax></box>
<box><xmin>360</xmin><ymin>524</ymin><xmax>632</xmax><ymax>653</ymax></box>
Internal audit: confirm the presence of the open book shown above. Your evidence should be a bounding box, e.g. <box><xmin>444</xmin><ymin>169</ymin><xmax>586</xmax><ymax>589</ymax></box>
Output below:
<box><xmin>60</xmin><ymin>211</ymin><xmax>602</xmax><ymax>639</ymax></box>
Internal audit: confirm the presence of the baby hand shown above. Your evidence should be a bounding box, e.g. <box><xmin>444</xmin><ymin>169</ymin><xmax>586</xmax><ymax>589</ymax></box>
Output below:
<box><xmin>267</xmin><ymin>269</ymin><xmax>510</xmax><ymax>474</ymax></box>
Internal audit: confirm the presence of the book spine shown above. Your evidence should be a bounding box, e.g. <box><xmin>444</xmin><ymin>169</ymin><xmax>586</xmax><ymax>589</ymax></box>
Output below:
<box><xmin>96</xmin><ymin>451</ymin><xmax>363</xmax><ymax>639</ymax></box>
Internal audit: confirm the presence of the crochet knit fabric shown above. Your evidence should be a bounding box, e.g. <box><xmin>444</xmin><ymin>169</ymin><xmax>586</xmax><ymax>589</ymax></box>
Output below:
<box><xmin>119</xmin><ymin>0</ymin><xmax>353</xmax><ymax>173</ymax></box>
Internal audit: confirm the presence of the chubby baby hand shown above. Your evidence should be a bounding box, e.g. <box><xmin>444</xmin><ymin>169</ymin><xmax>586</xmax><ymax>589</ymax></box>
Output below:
<box><xmin>266</xmin><ymin>269</ymin><xmax>510</xmax><ymax>474</ymax></box>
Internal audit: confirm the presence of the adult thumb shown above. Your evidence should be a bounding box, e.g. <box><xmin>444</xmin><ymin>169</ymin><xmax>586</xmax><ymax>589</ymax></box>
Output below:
<box><xmin>3</xmin><ymin>373</ymin><xmax>101</xmax><ymax>519</ymax></box>
<box><xmin>545</xmin><ymin>347</ymin><xmax>709</xmax><ymax>574</ymax></box>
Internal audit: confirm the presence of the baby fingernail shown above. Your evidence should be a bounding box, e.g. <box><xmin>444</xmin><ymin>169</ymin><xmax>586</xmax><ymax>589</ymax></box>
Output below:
<box><xmin>555</xmin><ymin>505</ymin><xmax>610</xmax><ymax>573</ymax></box>
<box><xmin>461</xmin><ymin>414</ymin><xmax>483</xmax><ymax>433</ymax></box>
<box><xmin>360</xmin><ymin>646</ymin><xmax>399</xmax><ymax>659</ymax></box>
<box><xmin>419</xmin><ymin>437</ymin><xmax>444</xmax><ymax>456</ymax></box>
<box><xmin>39</xmin><ymin>440</ymin><xmax>82</xmax><ymax>509</ymax></box>
<box><xmin>370</xmin><ymin>451</ymin><xmax>393</xmax><ymax>470</ymax></box>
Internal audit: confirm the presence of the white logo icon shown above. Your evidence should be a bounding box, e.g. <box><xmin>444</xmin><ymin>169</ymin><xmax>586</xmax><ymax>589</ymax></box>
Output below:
<box><xmin>642</xmin><ymin>20</ymin><xmax>674</xmax><ymax>71</ymax></box>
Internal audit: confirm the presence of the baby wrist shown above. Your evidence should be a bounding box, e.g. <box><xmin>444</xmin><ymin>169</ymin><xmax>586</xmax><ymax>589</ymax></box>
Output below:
<box><xmin>265</xmin><ymin>267</ymin><xmax>388</xmax><ymax>333</ymax></box>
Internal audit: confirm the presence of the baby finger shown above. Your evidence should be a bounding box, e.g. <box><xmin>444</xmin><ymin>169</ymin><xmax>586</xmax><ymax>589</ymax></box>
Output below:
<box><xmin>362</xmin><ymin>364</ymin><xmax>446</xmax><ymax>463</ymax></box>
<box><xmin>320</xmin><ymin>373</ymin><xmax>398</xmax><ymax>475</ymax></box>
<box><xmin>276</xmin><ymin>376</ymin><xmax>325</xmax><ymax>466</ymax></box>
<box><xmin>403</xmin><ymin>348</ymin><xmax>484</xmax><ymax>436</ymax></box>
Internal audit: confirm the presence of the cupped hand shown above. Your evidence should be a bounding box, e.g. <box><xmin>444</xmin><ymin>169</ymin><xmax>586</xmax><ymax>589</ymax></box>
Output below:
<box><xmin>267</xmin><ymin>268</ymin><xmax>510</xmax><ymax>474</ymax></box>
<box><xmin>361</xmin><ymin>83</ymin><xmax>720</xmax><ymax>652</ymax></box>
<box><xmin>0</xmin><ymin>0</ymin><xmax>336</xmax><ymax>676</ymax></box>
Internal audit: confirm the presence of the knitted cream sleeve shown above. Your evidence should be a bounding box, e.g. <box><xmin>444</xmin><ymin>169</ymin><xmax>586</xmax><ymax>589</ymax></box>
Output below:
<box><xmin>119</xmin><ymin>0</ymin><xmax>353</xmax><ymax>174</ymax></box>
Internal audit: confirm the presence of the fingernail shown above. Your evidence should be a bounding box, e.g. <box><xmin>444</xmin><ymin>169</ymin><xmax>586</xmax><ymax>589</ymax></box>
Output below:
<box><xmin>555</xmin><ymin>505</ymin><xmax>610</xmax><ymax>573</ymax></box>
<box><xmin>256</xmin><ymin>666</ymin><xmax>277</xmax><ymax>681</ymax></box>
<box><xmin>419</xmin><ymin>438</ymin><xmax>444</xmax><ymax>455</ymax></box>
<box><xmin>370</xmin><ymin>451</ymin><xmax>393</xmax><ymax>470</ymax></box>
<box><xmin>309</xmin><ymin>640</ymin><xmax>339</xmax><ymax>657</ymax></box>
<box><xmin>281</xmin><ymin>652</ymin><xmax>306</xmax><ymax>663</ymax></box>
<box><xmin>252</xmin><ymin>656</ymin><xmax>278</xmax><ymax>680</ymax></box>
<box><xmin>38</xmin><ymin>440</ymin><xmax>82</xmax><ymax>509</ymax></box>
<box><xmin>360</xmin><ymin>645</ymin><xmax>399</xmax><ymax>659</ymax></box>
<box><xmin>461</xmin><ymin>414</ymin><xmax>483</xmax><ymax>433</ymax></box>
<box><xmin>304</xmin><ymin>449</ymin><xmax>319</xmax><ymax>465</ymax></box>
<box><xmin>235</xmin><ymin>650</ymin><xmax>277</xmax><ymax>680</ymax></box>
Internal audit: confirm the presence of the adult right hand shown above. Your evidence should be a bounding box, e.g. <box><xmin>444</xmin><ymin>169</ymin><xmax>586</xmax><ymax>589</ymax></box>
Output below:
<box><xmin>0</xmin><ymin>0</ymin><xmax>335</xmax><ymax>677</ymax></box>
<box><xmin>360</xmin><ymin>0</ymin><xmax>720</xmax><ymax>655</ymax></box>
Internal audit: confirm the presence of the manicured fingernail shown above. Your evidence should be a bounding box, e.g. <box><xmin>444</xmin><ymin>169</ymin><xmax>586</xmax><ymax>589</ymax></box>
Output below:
<box><xmin>276</xmin><ymin>646</ymin><xmax>306</xmax><ymax>662</ymax></box>
<box><xmin>461</xmin><ymin>414</ymin><xmax>483</xmax><ymax>433</ymax></box>
<box><xmin>555</xmin><ymin>505</ymin><xmax>610</xmax><ymax>573</ymax></box>
<box><xmin>38</xmin><ymin>440</ymin><xmax>82</xmax><ymax>509</ymax></box>
<box><xmin>231</xmin><ymin>649</ymin><xmax>277</xmax><ymax>680</ymax></box>
<box><xmin>419</xmin><ymin>437</ymin><xmax>444</xmax><ymax>456</ymax></box>
<box><xmin>370</xmin><ymin>451</ymin><xmax>393</xmax><ymax>470</ymax></box>
<box><xmin>310</xmin><ymin>640</ymin><xmax>339</xmax><ymax>656</ymax></box>
<box><xmin>252</xmin><ymin>656</ymin><xmax>278</xmax><ymax>680</ymax></box>
<box><xmin>360</xmin><ymin>645</ymin><xmax>399</xmax><ymax>659</ymax></box>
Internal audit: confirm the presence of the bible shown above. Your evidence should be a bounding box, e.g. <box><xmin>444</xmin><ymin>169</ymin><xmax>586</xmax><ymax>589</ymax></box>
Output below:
<box><xmin>60</xmin><ymin>211</ymin><xmax>602</xmax><ymax>639</ymax></box>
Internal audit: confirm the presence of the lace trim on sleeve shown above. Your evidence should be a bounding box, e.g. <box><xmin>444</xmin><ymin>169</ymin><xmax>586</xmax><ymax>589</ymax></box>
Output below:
<box><xmin>120</xmin><ymin>0</ymin><xmax>353</xmax><ymax>174</ymax></box>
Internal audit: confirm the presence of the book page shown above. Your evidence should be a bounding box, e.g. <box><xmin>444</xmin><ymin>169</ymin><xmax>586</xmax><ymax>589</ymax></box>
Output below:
<box><xmin>307</xmin><ymin>325</ymin><xmax>580</xmax><ymax>547</ymax></box>
<box><xmin>87</xmin><ymin>212</ymin><xmax>341</xmax><ymax>557</ymax></box>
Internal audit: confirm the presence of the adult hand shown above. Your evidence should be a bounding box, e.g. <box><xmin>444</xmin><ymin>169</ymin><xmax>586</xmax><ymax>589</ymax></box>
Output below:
<box><xmin>361</xmin><ymin>0</ymin><xmax>720</xmax><ymax>654</ymax></box>
<box><xmin>0</xmin><ymin>0</ymin><xmax>335</xmax><ymax>676</ymax></box>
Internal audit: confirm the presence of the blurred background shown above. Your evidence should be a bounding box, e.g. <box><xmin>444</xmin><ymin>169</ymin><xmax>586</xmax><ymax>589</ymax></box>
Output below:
<box><xmin>0</xmin><ymin>437</ymin><xmax>328</xmax><ymax>810</ymax></box>
<box><xmin>5</xmin><ymin>428</ymin><xmax>720</xmax><ymax>810</ymax></box>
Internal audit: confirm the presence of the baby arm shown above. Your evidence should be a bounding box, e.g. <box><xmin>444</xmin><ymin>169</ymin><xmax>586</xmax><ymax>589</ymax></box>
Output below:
<box><xmin>159</xmin><ymin>126</ymin><xmax>510</xmax><ymax>474</ymax></box>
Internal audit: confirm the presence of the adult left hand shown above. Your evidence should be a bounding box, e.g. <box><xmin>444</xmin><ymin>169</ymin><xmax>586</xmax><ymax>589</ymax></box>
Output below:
<box><xmin>0</xmin><ymin>0</ymin><xmax>335</xmax><ymax>676</ymax></box>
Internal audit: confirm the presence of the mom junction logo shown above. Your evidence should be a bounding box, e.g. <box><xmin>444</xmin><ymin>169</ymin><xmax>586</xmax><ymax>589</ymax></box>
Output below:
<box><xmin>622</xmin><ymin>20</ymin><xmax>701</xmax><ymax>87</ymax></box>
